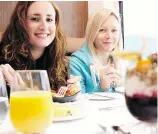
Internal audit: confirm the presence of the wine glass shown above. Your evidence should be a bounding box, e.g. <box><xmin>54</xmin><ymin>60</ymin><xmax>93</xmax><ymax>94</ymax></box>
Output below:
<box><xmin>124</xmin><ymin>55</ymin><xmax>157</xmax><ymax>133</ymax></box>
<box><xmin>0</xmin><ymin>70</ymin><xmax>9</xmax><ymax>124</ymax></box>
<box><xmin>10</xmin><ymin>70</ymin><xmax>53</xmax><ymax>134</ymax></box>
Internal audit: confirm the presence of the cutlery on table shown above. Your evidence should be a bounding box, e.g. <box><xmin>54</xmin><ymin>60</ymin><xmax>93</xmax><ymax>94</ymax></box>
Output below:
<box><xmin>99</xmin><ymin>106</ymin><xmax>125</xmax><ymax>111</ymax></box>
<box><xmin>98</xmin><ymin>123</ymin><xmax>131</xmax><ymax>134</ymax></box>
<box><xmin>112</xmin><ymin>126</ymin><xmax>131</xmax><ymax>134</ymax></box>
<box><xmin>98</xmin><ymin>123</ymin><xmax>115</xmax><ymax>134</ymax></box>
<box><xmin>111</xmin><ymin>81</ymin><xmax>117</xmax><ymax>92</ymax></box>
<box><xmin>89</xmin><ymin>93</ymin><xmax>114</xmax><ymax>99</ymax></box>
<box><xmin>89</xmin><ymin>98</ymin><xmax>113</xmax><ymax>101</ymax></box>
<box><xmin>98</xmin><ymin>123</ymin><xmax>107</xmax><ymax>131</ymax></box>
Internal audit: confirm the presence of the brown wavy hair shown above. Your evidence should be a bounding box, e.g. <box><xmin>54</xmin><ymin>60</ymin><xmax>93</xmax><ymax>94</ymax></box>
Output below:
<box><xmin>0</xmin><ymin>1</ymin><xmax>68</xmax><ymax>90</ymax></box>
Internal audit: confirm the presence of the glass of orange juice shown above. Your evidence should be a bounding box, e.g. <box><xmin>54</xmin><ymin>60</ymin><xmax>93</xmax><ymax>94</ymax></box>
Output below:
<box><xmin>10</xmin><ymin>70</ymin><xmax>53</xmax><ymax>134</ymax></box>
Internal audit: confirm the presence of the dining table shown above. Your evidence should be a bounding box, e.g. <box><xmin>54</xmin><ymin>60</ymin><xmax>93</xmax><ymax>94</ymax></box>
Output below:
<box><xmin>0</xmin><ymin>87</ymin><xmax>156</xmax><ymax>134</ymax></box>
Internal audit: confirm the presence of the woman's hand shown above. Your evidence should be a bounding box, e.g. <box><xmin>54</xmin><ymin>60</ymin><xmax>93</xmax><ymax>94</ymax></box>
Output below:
<box><xmin>66</xmin><ymin>75</ymin><xmax>81</xmax><ymax>92</ymax></box>
<box><xmin>99</xmin><ymin>64</ymin><xmax>121</xmax><ymax>90</ymax></box>
<box><xmin>67</xmin><ymin>75</ymin><xmax>81</xmax><ymax>86</ymax></box>
<box><xmin>0</xmin><ymin>64</ymin><xmax>15</xmax><ymax>86</ymax></box>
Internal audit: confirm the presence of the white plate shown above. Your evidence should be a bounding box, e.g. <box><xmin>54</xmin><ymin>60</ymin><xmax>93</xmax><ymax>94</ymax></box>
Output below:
<box><xmin>53</xmin><ymin>110</ymin><xmax>87</xmax><ymax>122</ymax></box>
<box><xmin>52</xmin><ymin>95</ymin><xmax>89</xmax><ymax>122</ymax></box>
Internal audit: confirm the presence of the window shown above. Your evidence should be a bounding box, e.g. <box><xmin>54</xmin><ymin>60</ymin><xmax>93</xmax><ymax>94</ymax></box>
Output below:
<box><xmin>124</xmin><ymin>1</ymin><xmax>158</xmax><ymax>36</ymax></box>
<box><xmin>123</xmin><ymin>1</ymin><xmax>158</xmax><ymax>56</ymax></box>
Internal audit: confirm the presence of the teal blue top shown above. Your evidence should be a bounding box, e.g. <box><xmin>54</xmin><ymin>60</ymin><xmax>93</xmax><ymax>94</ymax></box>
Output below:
<box><xmin>69</xmin><ymin>44</ymin><xmax>114</xmax><ymax>93</ymax></box>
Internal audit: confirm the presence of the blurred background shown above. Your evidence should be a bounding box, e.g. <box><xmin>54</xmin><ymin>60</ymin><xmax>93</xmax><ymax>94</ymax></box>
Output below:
<box><xmin>0</xmin><ymin>1</ymin><xmax>157</xmax><ymax>56</ymax></box>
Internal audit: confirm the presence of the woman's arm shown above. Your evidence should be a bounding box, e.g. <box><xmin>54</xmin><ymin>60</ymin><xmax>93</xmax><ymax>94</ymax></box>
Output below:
<box><xmin>69</xmin><ymin>57</ymin><xmax>108</xmax><ymax>93</ymax></box>
<box><xmin>69</xmin><ymin>58</ymin><xmax>87</xmax><ymax>93</ymax></box>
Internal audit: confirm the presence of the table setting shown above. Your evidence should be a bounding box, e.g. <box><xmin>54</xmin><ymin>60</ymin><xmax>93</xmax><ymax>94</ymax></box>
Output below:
<box><xmin>0</xmin><ymin>56</ymin><xmax>157</xmax><ymax>134</ymax></box>
<box><xmin>0</xmin><ymin>86</ymin><xmax>149</xmax><ymax>134</ymax></box>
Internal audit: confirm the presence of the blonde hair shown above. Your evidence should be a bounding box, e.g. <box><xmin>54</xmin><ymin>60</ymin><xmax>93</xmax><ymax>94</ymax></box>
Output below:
<box><xmin>86</xmin><ymin>9</ymin><xmax>122</xmax><ymax>67</ymax></box>
<box><xmin>85</xmin><ymin>8</ymin><xmax>122</xmax><ymax>76</ymax></box>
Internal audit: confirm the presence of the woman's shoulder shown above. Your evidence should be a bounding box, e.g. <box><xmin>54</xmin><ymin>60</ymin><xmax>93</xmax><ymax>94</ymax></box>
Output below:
<box><xmin>71</xmin><ymin>44</ymin><xmax>90</xmax><ymax>57</ymax></box>
<box><xmin>70</xmin><ymin>44</ymin><xmax>92</xmax><ymax>65</ymax></box>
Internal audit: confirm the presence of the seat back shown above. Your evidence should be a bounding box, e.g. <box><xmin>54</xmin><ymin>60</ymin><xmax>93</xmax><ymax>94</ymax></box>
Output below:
<box><xmin>66</xmin><ymin>37</ymin><xmax>85</xmax><ymax>54</ymax></box>
<box><xmin>0</xmin><ymin>31</ymin><xmax>85</xmax><ymax>54</ymax></box>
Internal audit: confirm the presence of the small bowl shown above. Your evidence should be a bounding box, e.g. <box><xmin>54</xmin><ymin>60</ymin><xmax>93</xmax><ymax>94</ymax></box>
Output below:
<box><xmin>52</xmin><ymin>90</ymin><xmax>82</xmax><ymax>103</ymax></box>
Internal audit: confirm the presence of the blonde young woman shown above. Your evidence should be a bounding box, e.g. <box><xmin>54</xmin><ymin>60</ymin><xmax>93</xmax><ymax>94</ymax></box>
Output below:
<box><xmin>70</xmin><ymin>8</ymin><xmax>122</xmax><ymax>93</ymax></box>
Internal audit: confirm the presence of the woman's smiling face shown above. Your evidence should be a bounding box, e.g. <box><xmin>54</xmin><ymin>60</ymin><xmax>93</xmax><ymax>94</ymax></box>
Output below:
<box><xmin>26</xmin><ymin>2</ymin><xmax>56</xmax><ymax>49</ymax></box>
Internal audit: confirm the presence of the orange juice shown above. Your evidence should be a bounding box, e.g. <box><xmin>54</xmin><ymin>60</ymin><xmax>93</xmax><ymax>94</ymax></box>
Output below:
<box><xmin>10</xmin><ymin>91</ymin><xmax>53</xmax><ymax>133</ymax></box>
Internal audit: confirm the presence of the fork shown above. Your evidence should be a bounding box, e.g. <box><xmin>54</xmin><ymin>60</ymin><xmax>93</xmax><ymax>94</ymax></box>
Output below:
<box><xmin>57</xmin><ymin>86</ymin><xmax>68</xmax><ymax>97</ymax></box>
<box><xmin>111</xmin><ymin>81</ymin><xmax>117</xmax><ymax>92</ymax></box>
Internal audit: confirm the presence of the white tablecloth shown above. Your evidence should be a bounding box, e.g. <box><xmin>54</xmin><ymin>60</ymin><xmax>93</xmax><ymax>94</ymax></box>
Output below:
<box><xmin>0</xmin><ymin>92</ymin><xmax>156</xmax><ymax>134</ymax></box>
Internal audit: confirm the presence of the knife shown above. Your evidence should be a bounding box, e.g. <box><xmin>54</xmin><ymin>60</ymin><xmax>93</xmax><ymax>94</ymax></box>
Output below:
<box><xmin>89</xmin><ymin>93</ymin><xmax>114</xmax><ymax>99</ymax></box>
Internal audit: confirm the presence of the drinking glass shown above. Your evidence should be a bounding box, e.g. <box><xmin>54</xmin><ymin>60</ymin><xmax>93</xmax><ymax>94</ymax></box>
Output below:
<box><xmin>10</xmin><ymin>70</ymin><xmax>53</xmax><ymax>134</ymax></box>
<box><xmin>124</xmin><ymin>58</ymin><xmax>157</xmax><ymax>133</ymax></box>
<box><xmin>0</xmin><ymin>70</ymin><xmax>9</xmax><ymax>124</ymax></box>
